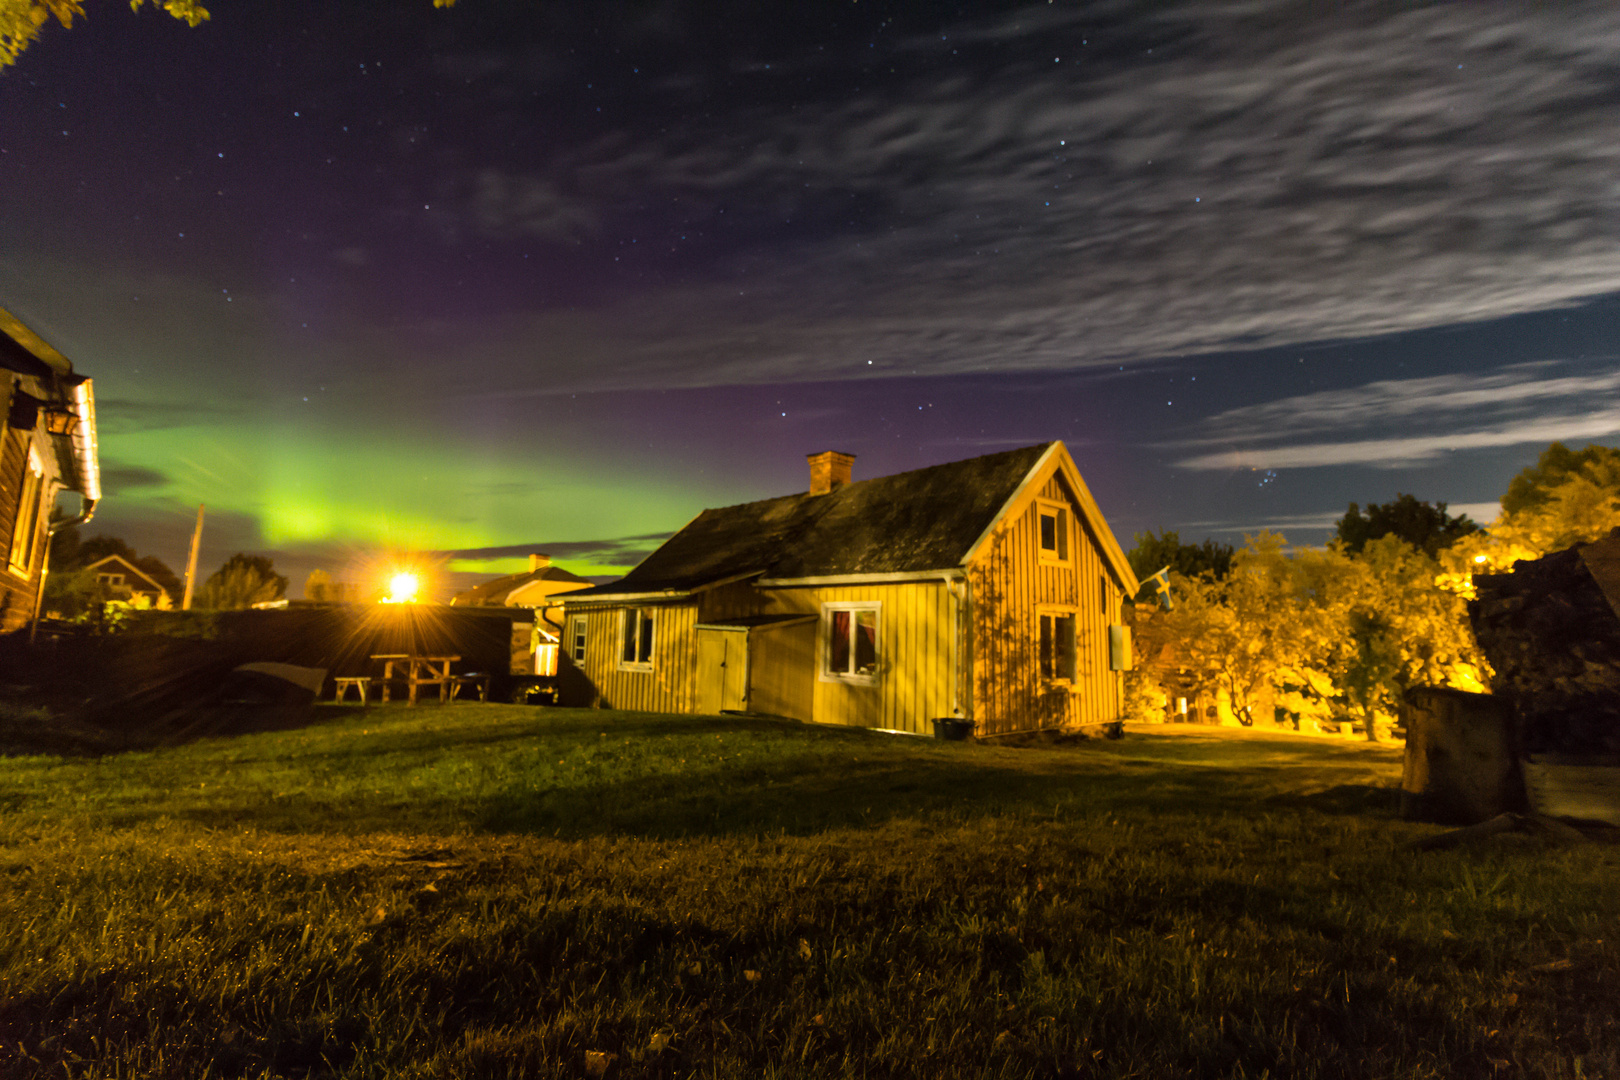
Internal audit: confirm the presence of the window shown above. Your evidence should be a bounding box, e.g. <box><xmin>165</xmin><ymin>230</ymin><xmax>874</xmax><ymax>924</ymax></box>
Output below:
<box><xmin>619</xmin><ymin>608</ymin><xmax>654</xmax><ymax>668</ymax></box>
<box><xmin>569</xmin><ymin>615</ymin><xmax>587</xmax><ymax>662</ymax></box>
<box><xmin>98</xmin><ymin>573</ymin><xmax>125</xmax><ymax>586</ymax></box>
<box><xmin>8</xmin><ymin>446</ymin><xmax>44</xmax><ymax>574</ymax></box>
<box><xmin>823</xmin><ymin>603</ymin><xmax>879</xmax><ymax>681</ymax></box>
<box><xmin>1039</xmin><ymin>610</ymin><xmax>1077</xmax><ymax>682</ymax></box>
<box><xmin>1037</xmin><ymin>501</ymin><xmax>1069</xmax><ymax>563</ymax></box>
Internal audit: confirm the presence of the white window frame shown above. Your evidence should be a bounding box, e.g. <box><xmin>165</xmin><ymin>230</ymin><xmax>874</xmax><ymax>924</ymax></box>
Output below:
<box><xmin>8</xmin><ymin>445</ymin><xmax>45</xmax><ymax>575</ymax></box>
<box><xmin>1036</xmin><ymin>498</ymin><xmax>1071</xmax><ymax>565</ymax></box>
<box><xmin>1037</xmin><ymin>605</ymin><xmax>1079</xmax><ymax>686</ymax></box>
<box><xmin>820</xmin><ymin>601</ymin><xmax>881</xmax><ymax>685</ymax></box>
<box><xmin>569</xmin><ymin>615</ymin><xmax>587</xmax><ymax>663</ymax></box>
<box><xmin>618</xmin><ymin>608</ymin><xmax>655</xmax><ymax>671</ymax></box>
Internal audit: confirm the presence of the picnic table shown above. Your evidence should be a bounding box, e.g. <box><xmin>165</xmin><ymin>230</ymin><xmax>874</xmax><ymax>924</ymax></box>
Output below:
<box><xmin>372</xmin><ymin>654</ymin><xmax>460</xmax><ymax>704</ymax></box>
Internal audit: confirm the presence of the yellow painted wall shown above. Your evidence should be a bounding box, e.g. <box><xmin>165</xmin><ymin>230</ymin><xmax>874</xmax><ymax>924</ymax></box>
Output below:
<box><xmin>747</xmin><ymin>621</ymin><xmax>815</xmax><ymax>721</ymax></box>
<box><xmin>750</xmin><ymin>582</ymin><xmax>956</xmax><ymax>734</ymax></box>
<box><xmin>967</xmin><ymin>472</ymin><xmax>1126</xmax><ymax>735</ymax></box>
<box><xmin>573</xmin><ymin>602</ymin><xmax>699</xmax><ymax>713</ymax></box>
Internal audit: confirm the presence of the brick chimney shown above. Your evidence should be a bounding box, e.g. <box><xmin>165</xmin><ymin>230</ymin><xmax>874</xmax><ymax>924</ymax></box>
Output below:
<box><xmin>529</xmin><ymin>553</ymin><xmax>551</xmax><ymax>572</ymax></box>
<box><xmin>807</xmin><ymin>451</ymin><xmax>855</xmax><ymax>496</ymax></box>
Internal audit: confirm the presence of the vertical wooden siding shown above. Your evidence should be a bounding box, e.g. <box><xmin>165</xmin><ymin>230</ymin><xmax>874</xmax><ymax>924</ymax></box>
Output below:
<box><xmin>968</xmin><ymin>472</ymin><xmax>1123</xmax><ymax>735</ymax></box>
<box><xmin>753</xmin><ymin>582</ymin><xmax>954</xmax><ymax>734</ymax></box>
<box><xmin>574</xmin><ymin>602</ymin><xmax>699</xmax><ymax>713</ymax></box>
<box><xmin>0</xmin><ymin>429</ymin><xmax>39</xmax><ymax>632</ymax></box>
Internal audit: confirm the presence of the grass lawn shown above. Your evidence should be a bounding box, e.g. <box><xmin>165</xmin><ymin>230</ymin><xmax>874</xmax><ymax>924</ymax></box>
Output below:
<box><xmin>1</xmin><ymin>706</ymin><xmax>1616</xmax><ymax>1079</ymax></box>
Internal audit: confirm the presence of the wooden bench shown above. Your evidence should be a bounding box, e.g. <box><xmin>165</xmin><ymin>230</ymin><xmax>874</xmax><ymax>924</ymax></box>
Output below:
<box><xmin>449</xmin><ymin>674</ymin><xmax>490</xmax><ymax>702</ymax></box>
<box><xmin>333</xmin><ymin>676</ymin><xmax>372</xmax><ymax>704</ymax></box>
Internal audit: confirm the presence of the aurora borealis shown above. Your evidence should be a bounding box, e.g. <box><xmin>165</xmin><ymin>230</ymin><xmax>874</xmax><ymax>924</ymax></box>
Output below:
<box><xmin>3</xmin><ymin>1</ymin><xmax>1619</xmax><ymax>598</ymax></box>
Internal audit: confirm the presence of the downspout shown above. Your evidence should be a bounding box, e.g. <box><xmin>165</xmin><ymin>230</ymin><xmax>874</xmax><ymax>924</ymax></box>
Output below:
<box><xmin>946</xmin><ymin>574</ymin><xmax>971</xmax><ymax>721</ymax></box>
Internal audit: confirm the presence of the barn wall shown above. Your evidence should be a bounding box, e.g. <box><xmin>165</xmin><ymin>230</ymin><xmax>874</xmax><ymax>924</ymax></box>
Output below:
<box><xmin>968</xmin><ymin>471</ymin><xmax>1124</xmax><ymax>735</ymax></box>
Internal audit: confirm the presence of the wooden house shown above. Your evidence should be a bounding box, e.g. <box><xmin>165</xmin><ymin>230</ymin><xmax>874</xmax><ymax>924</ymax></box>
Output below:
<box><xmin>1</xmin><ymin>307</ymin><xmax>100</xmax><ymax>632</ymax></box>
<box><xmin>84</xmin><ymin>554</ymin><xmax>173</xmax><ymax>609</ymax></box>
<box><xmin>450</xmin><ymin>554</ymin><xmax>596</xmax><ymax>675</ymax></box>
<box><xmin>561</xmin><ymin>443</ymin><xmax>1138</xmax><ymax>736</ymax></box>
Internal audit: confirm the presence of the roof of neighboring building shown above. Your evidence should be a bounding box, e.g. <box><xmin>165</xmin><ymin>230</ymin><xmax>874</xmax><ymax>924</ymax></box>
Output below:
<box><xmin>85</xmin><ymin>554</ymin><xmax>168</xmax><ymax>597</ymax></box>
<box><xmin>571</xmin><ymin>442</ymin><xmax>1135</xmax><ymax>600</ymax></box>
<box><xmin>451</xmin><ymin>564</ymin><xmax>595</xmax><ymax>606</ymax></box>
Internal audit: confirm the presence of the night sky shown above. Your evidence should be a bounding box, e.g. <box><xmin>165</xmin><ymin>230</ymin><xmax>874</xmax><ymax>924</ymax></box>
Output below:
<box><xmin>4</xmin><ymin>0</ymin><xmax>1619</xmax><ymax>598</ymax></box>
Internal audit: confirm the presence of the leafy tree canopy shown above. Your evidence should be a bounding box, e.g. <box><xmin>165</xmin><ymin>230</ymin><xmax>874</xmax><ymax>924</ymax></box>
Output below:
<box><xmin>1501</xmin><ymin>441</ymin><xmax>1620</xmax><ymax>516</ymax></box>
<box><xmin>1333</xmin><ymin>493</ymin><xmax>1480</xmax><ymax>558</ymax></box>
<box><xmin>1126</xmin><ymin>530</ymin><xmax>1234</xmax><ymax>599</ymax></box>
<box><xmin>197</xmin><ymin>553</ymin><xmax>287</xmax><ymax>610</ymax></box>
<box><xmin>3</xmin><ymin>0</ymin><xmax>455</xmax><ymax>68</ymax></box>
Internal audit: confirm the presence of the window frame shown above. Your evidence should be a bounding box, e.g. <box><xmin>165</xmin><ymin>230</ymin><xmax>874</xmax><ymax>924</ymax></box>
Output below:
<box><xmin>1037</xmin><ymin>605</ymin><xmax>1079</xmax><ymax>686</ymax></box>
<box><xmin>618</xmin><ymin>607</ymin><xmax>655</xmax><ymax>671</ymax></box>
<box><xmin>1036</xmin><ymin>498</ymin><xmax>1071</xmax><ymax>566</ymax></box>
<box><xmin>820</xmin><ymin>601</ymin><xmax>881</xmax><ymax>685</ymax></box>
<box><xmin>568</xmin><ymin>614</ymin><xmax>587</xmax><ymax>663</ymax></box>
<box><xmin>7</xmin><ymin>444</ymin><xmax>45</xmax><ymax>576</ymax></box>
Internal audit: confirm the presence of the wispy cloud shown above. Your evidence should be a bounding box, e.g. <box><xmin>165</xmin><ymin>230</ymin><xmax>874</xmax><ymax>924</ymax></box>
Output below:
<box><xmin>1172</xmin><ymin>361</ymin><xmax>1620</xmax><ymax>469</ymax></box>
<box><xmin>419</xmin><ymin>1</ymin><xmax>1620</xmax><ymax>391</ymax></box>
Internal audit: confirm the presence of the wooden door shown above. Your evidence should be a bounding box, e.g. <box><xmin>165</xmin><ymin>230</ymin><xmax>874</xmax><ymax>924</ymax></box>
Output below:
<box><xmin>696</xmin><ymin>627</ymin><xmax>748</xmax><ymax>714</ymax></box>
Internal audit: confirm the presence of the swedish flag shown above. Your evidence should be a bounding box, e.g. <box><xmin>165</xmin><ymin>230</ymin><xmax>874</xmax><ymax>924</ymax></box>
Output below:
<box><xmin>1147</xmin><ymin>566</ymin><xmax>1174</xmax><ymax>610</ymax></box>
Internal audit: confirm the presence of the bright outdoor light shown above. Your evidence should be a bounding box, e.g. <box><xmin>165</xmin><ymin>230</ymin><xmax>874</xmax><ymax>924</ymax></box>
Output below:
<box><xmin>384</xmin><ymin>572</ymin><xmax>420</xmax><ymax>604</ymax></box>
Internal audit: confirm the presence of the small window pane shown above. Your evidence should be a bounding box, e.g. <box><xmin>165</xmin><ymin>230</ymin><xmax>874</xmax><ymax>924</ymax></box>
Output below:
<box><xmin>621</xmin><ymin>612</ymin><xmax>637</xmax><ymax>663</ymax></box>
<box><xmin>638</xmin><ymin>612</ymin><xmax>655</xmax><ymax>663</ymax></box>
<box><xmin>830</xmin><ymin>610</ymin><xmax>851</xmax><ymax>673</ymax></box>
<box><xmin>1056</xmin><ymin>509</ymin><xmax>1069</xmax><ymax>560</ymax></box>
<box><xmin>1039</xmin><ymin>614</ymin><xmax>1054</xmax><ymax>679</ymax></box>
<box><xmin>1056</xmin><ymin>615</ymin><xmax>1076</xmax><ymax>681</ymax></box>
<box><xmin>1039</xmin><ymin>512</ymin><xmax>1056</xmax><ymax>552</ymax></box>
<box><xmin>854</xmin><ymin>610</ymin><xmax>877</xmax><ymax>675</ymax></box>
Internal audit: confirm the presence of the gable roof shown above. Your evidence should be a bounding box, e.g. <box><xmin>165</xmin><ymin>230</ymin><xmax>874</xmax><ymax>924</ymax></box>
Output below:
<box><xmin>574</xmin><ymin>442</ymin><xmax>1138</xmax><ymax>599</ymax></box>
<box><xmin>85</xmin><ymin>554</ymin><xmax>168</xmax><ymax>597</ymax></box>
<box><xmin>452</xmin><ymin>563</ymin><xmax>595</xmax><ymax>606</ymax></box>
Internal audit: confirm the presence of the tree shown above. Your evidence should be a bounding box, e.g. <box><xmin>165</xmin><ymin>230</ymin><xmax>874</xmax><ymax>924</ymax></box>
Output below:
<box><xmin>1126</xmin><ymin>530</ymin><xmax>1233</xmax><ymax>602</ymax></box>
<box><xmin>1334</xmin><ymin>494</ymin><xmax>1480</xmax><ymax>559</ymax></box>
<box><xmin>3</xmin><ymin>0</ymin><xmax>456</xmax><ymax>68</ymax></box>
<box><xmin>1501</xmin><ymin>442</ymin><xmax>1620</xmax><ymax>516</ymax></box>
<box><xmin>3</xmin><ymin>1</ymin><xmax>207</xmax><ymax>68</ymax></box>
<box><xmin>196</xmin><ymin>553</ymin><xmax>287</xmax><ymax>610</ymax></box>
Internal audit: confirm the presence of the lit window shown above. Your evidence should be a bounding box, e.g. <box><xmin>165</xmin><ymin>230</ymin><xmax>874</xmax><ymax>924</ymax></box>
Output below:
<box><xmin>1039</xmin><ymin>611</ymin><xmax>1077</xmax><ymax>682</ymax></box>
<box><xmin>620</xmin><ymin>608</ymin><xmax>654</xmax><ymax>668</ymax></box>
<box><xmin>569</xmin><ymin>615</ymin><xmax>587</xmax><ymax>662</ymax></box>
<box><xmin>7</xmin><ymin>446</ymin><xmax>44</xmax><ymax>574</ymax></box>
<box><xmin>1037</xmin><ymin>501</ymin><xmax>1069</xmax><ymax>563</ymax></box>
<box><xmin>824</xmin><ymin>603</ymin><xmax>879</xmax><ymax>681</ymax></box>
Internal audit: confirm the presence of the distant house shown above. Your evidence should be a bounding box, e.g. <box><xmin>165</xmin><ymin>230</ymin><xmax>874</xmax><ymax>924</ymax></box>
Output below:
<box><xmin>560</xmin><ymin>443</ymin><xmax>1139</xmax><ymax>736</ymax></box>
<box><xmin>450</xmin><ymin>554</ymin><xmax>595</xmax><ymax>608</ymax></box>
<box><xmin>85</xmin><ymin>554</ymin><xmax>173</xmax><ymax>609</ymax></box>
<box><xmin>451</xmin><ymin>554</ymin><xmax>595</xmax><ymax>676</ymax></box>
<box><xmin>1</xmin><ymin>307</ymin><xmax>100</xmax><ymax>632</ymax></box>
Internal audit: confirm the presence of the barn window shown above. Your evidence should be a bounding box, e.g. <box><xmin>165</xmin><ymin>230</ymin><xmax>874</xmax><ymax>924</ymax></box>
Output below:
<box><xmin>569</xmin><ymin>615</ymin><xmax>587</xmax><ymax>662</ymax></box>
<box><xmin>1039</xmin><ymin>610</ymin><xmax>1077</xmax><ymax>682</ymax></box>
<box><xmin>619</xmin><ymin>608</ymin><xmax>655</xmax><ymax>669</ymax></box>
<box><xmin>7</xmin><ymin>446</ymin><xmax>44</xmax><ymax>575</ymax></box>
<box><xmin>822</xmin><ymin>603</ymin><xmax>879</xmax><ymax>682</ymax></box>
<box><xmin>1037</xmin><ymin>501</ymin><xmax>1069</xmax><ymax>564</ymax></box>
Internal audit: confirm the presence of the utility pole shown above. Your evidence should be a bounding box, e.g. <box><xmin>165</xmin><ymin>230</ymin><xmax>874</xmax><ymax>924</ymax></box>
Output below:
<box><xmin>181</xmin><ymin>503</ymin><xmax>205</xmax><ymax>610</ymax></box>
